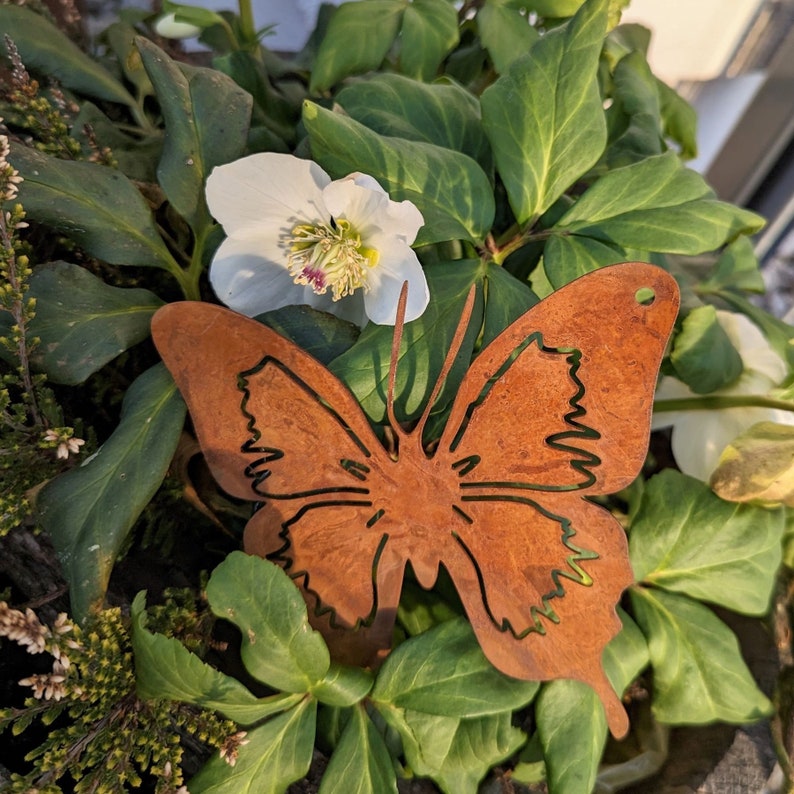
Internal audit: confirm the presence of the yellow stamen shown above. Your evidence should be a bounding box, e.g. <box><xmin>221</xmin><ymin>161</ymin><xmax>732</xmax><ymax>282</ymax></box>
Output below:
<box><xmin>287</xmin><ymin>218</ymin><xmax>379</xmax><ymax>300</ymax></box>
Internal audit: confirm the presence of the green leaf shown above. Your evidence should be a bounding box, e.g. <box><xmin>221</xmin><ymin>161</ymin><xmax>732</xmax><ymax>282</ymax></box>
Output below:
<box><xmin>328</xmin><ymin>261</ymin><xmax>484</xmax><ymax>425</ymax></box>
<box><xmin>304</xmin><ymin>102</ymin><xmax>494</xmax><ymax>245</ymax></box>
<box><xmin>11</xmin><ymin>145</ymin><xmax>177</xmax><ymax>271</ymax></box>
<box><xmin>72</xmin><ymin>102</ymin><xmax>162</xmax><ymax>182</ymax></box>
<box><xmin>541</xmin><ymin>233</ymin><xmax>629</xmax><ymax>289</ymax></box>
<box><xmin>213</xmin><ymin>51</ymin><xmax>299</xmax><ymax>146</ymax></box>
<box><xmin>555</xmin><ymin>152</ymin><xmax>765</xmax><ymax>253</ymax></box>
<box><xmin>714</xmin><ymin>290</ymin><xmax>794</xmax><ymax>368</ymax></box>
<box><xmin>602</xmin><ymin>608</ymin><xmax>650</xmax><ymax>694</ymax></box>
<box><xmin>657</xmin><ymin>77</ymin><xmax>697</xmax><ymax>160</ymax></box>
<box><xmin>630</xmin><ymin>587</ymin><xmax>772</xmax><ymax>724</ymax></box>
<box><xmin>103</xmin><ymin>22</ymin><xmax>155</xmax><ymax>103</ymax></box>
<box><xmin>189</xmin><ymin>697</ymin><xmax>317</xmax><ymax>794</ymax></box>
<box><xmin>311</xmin><ymin>663</ymin><xmax>374</xmax><ymax>707</ymax></box>
<box><xmin>131</xmin><ymin>593</ymin><xmax>303</xmax><ymax>725</ymax></box>
<box><xmin>480</xmin><ymin>0</ymin><xmax>608</xmax><ymax>224</ymax></box>
<box><xmin>526</xmin><ymin>0</ymin><xmax>587</xmax><ymax>14</ymax></box>
<box><xmin>536</xmin><ymin>610</ymin><xmax>648</xmax><ymax>794</ymax></box>
<box><xmin>205</xmin><ymin>551</ymin><xmax>331</xmax><ymax>693</ymax></box>
<box><xmin>711</xmin><ymin>421</ymin><xmax>794</xmax><ymax>507</ymax></box>
<box><xmin>481</xmin><ymin>262</ymin><xmax>538</xmax><ymax>347</ymax></box>
<box><xmin>319</xmin><ymin>704</ymin><xmax>397</xmax><ymax>794</ymax></box>
<box><xmin>37</xmin><ymin>365</ymin><xmax>185</xmax><ymax>621</ymax></box>
<box><xmin>700</xmin><ymin>236</ymin><xmax>765</xmax><ymax>294</ymax></box>
<box><xmin>0</xmin><ymin>5</ymin><xmax>136</xmax><ymax>107</ymax></box>
<box><xmin>670</xmin><ymin>305</ymin><xmax>743</xmax><ymax>394</ymax></box>
<box><xmin>629</xmin><ymin>470</ymin><xmax>784</xmax><ymax>615</ymax></box>
<box><xmin>257</xmin><ymin>305</ymin><xmax>359</xmax><ymax>365</ymax></box>
<box><xmin>399</xmin><ymin>0</ymin><xmax>459</xmax><ymax>81</ymax></box>
<box><xmin>478</xmin><ymin>0</ymin><xmax>539</xmax><ymax>75</ymax></box>
<box><xmin>137</xmin><ymin>38</ymin><xmax>252</xmax><ymax>231</ymax></box>
<box><xmin>19</xmin><ymin>261</ymin><xmax>162</xmax><ymax>385</ymax></box>
<box><xmin>377</xmin><ymin>704</ymin><xmax>525</xmax><ymax>794</ymax></box>
<box><xmin>605</xmin><ymin>50</ymin><xmax>664</xmax><ymax>168</ymax></box>
<box><xmin>371</xmin><ymin>618</ymin><xmax>539</xmax><ymax>717</ymax></box>
<box><xmin>310</xmin><ymin>0</ymin><xmax>404</xmax><ymax>93</ymax></box>
<box><xmin>336</xmin><ymin>73</ymin><xmax>493</xmax><ymax>174</ymax></box>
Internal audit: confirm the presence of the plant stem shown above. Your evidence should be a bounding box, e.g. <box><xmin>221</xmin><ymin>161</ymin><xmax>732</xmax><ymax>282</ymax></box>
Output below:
<box><xmin>654</xmin><ymin>395</ymin><xmax>794</xmax><ymax>414</ymax></box>
<box><xmin>238</xmin><ymin>0</ymin><xmax>256</xmax><ymax>46</ymax></box>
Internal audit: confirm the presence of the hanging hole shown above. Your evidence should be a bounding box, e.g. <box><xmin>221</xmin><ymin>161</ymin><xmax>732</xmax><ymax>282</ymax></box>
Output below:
<box><xmin>635</xmin><ymin>287</ymin><xmax>656</xmax><ymax>306</ymax></box>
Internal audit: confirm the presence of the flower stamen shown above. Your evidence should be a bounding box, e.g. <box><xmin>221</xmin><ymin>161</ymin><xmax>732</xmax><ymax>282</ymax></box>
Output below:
<box><xmin>287</xmin><ymin>218</ymin><xmax>379</xmax><ymax>301</ymax></box>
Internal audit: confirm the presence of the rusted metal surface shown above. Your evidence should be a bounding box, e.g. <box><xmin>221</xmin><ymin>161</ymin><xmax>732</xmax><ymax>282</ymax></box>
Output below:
<box><xmin>152</xmin><ymin>262</ymin><xmax>679</xmax><ymax>738</ymax></box>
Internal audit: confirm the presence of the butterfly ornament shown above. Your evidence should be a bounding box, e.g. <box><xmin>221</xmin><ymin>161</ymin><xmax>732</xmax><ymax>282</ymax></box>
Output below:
<box><xmin>152</xmin><ymin>262</ymin><xmax>679</xmax><ymax>738</ymax></box>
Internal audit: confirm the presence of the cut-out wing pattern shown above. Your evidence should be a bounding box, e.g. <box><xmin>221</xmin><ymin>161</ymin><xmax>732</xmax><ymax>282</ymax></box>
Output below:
<box><xmin>152</xmin><ymin>262</ymin><xmax>679</xmax><ymax>738</ymax></box>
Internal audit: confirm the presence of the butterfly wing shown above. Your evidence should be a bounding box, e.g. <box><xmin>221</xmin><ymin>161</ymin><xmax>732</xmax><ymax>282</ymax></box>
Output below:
<box><xmin>152</xmin><ymin>302</ymin><xmax>384</xmax><ymax>500</ymax></box>
<box><xmin>433</xmin><ymin>262</ymin><xmax>678</xmax><ymax>737</ymax></box>
<box><xmin>152</xmin><ymin>302</ymin><xmax>400</xmax><ymax>663</ymax></box>
<box><xmin>439</xmin><ymin>261</ymin><xmax>679</xmax><ymax>493</ymax></box>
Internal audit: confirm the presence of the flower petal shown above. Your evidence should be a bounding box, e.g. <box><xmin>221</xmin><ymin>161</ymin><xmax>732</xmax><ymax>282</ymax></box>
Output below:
<box><xmin>670</xmin><ymin>406</ymin><xmax>794</xmax><ymax>480</ymax></box>
<box><xmin>717</xmin><ymin>310</ymin><xmax>787</xmax><ymax>384</ymax></box>
<box><xmin>364</xmin><ymin>245</ymin><xmax>429</xmax><ymax>324</ymax></box>
<box><xmin>209</xmin><ymin>235</ymin><xmax>311</xmax><ymax>317</ymax></box>
<box><xmin>205</xmin><ymin>153</ymin><xmax>331</xmax><ymax>237</ymax></box>
<box><xmin>324</xmin><ymin>176</ymin><xmax>424</xmax><ymax>244</ymax></box>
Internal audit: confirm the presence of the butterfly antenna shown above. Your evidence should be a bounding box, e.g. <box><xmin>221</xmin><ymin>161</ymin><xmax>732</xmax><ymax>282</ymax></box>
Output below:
<box><xmin>386</xmin><ymin>282</ymin><xmax>410</xmax><ymax>439</ymax></box>
<box><xmin>416</xmin><ymin>284</ymin><xmax>477</xmax><ymax>437</ymax></box>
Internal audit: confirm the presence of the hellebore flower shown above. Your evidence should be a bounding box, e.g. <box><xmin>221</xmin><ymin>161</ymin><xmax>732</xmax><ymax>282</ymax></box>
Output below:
<box><xmin>653</xmin><ymin>310</ymin><xmax>794</xmax><ymax>480</ymax></box>
<box><xmin>205</xmin><ymin>153</ymin><xmax>429</xmax><ymax>327</ymax></box>
<box><xmin>154</xmin><ymin>12</ymin><xmax>201</xmax><ymax>39</ymax></box>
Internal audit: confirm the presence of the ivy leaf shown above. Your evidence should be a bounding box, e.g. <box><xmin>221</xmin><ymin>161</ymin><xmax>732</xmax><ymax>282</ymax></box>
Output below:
<box><xmin>536</xmin><ymin>610</ymin><xmax>648</xmax><ymax>794</ymax></box>
<box><xmin>399</xmin><ymin>0</ymin><xmax>459</xmax><ymax>80</ymax></box>
<box><xmin>657</xmin><ymin>77</ymin><xmax>698</xmax><ymax>160</ymax></box>
<box><xmin>714</xmin><ymin>290</ymin><xmax>794</xmax><ymax>368</ymax></box>
<box><xmin>16</xmin><ymin>261</ymin><xmax>163</xmax><ymax>385</ymax></box>
<box><xmin>371</xmin><ymin>617</ymin><xmax>539</xmax><ymax>717</ymax></box>
<box><xmin>37</xmin><ymin>365</ymin><xmax>185</xmax><ymax>621</ymax></box>
<box><xmin>700</xmin><ymin>236</ymin><xmax>765</xmax><ymax>294</ymax></box>
<box><xmin>336</xmin><ymin>74</ymin><xmax>493</xmax><ymax>174</ymax></box>
<box><xmin>629</xmin><ymin>470</ymin><xmax>784</xmax><ymax>615</ymax></box>
<box><xmin>188</xmin><ymin>697</ymin><xmax>317</xmax><ymax>794</ymax></box>
<box><xmin>630</xmin><ymin>587</ymin><xmax>772</xmax><ymax>724</ymax></box>
<box><xmin>130</xmin><ymin>593</ymin><xmax>303</xmax><ymax>725</ymax></box>
<box><xmin>481</xmin><ymin>263</ymin><xmax>538</xmax><ymax>347</ymax></box>
<box><xmin>377</xmin><ymin>705</ymin><xmax>525</xmax><ymax>794</ymax></box>
<box><xmin>310</xmin><ymin>0</ymin><xmax>404</xmax><ymax>93</ymax></box>
<box><xmin>542</xmin><ymin>233</ymin><xmax>630</xmax><ymax>289</ymax></box>
<box><xmin>257</xmin><ymin>305</ymin><xmax>359</xmax><ymax>365</ymax></box>
<box><xmin>478</xmin><ymin>0</ymin><xmax>539</xmax><ymax>75</ymax></box>
<box><xmin>555</xmin><ymin>152</ymin><xmax>765</xmax><ymax>253</ymax></box>
<box><xmin>304</xmin><ymin>102</ymin><xmax>494</xmax><ymax>245</ymax></box>
<box><xmin>11</xmin><ymin>144</ymin><xmax>177</xmax><ymax>271</ymax></box>
<box><xmin>604</xmin><ymin>50</ymin><xmax>664</xmax><ymax>168</ymax></box>
<box><xmin>670</xmin><ymin>305</ymin><xmax>744</xmax><ymax>394</ymax></box>
<box><xmin>137</xmin><ymin>38</ymin><xmax>252</xmax><ymax>231</ymax></box>
<box><xmin>319</xmin><ymin>705</ymin><xmax>397</xmax><ymax>794</ymax></box>
<box><xmin>205</xmin><ymin>552</ymin><xmax>331</xmax><ymax>693</ymax></box>
<box><xmin>480</xmin><ymin>0</ymin><xmax>608</xmax><ymax>224</ymax></box>
<box><xmin>0</xmin><ymin>5</ymin><xmax>136</xmax><ymax>108</ymax></box>
<box><xmin>311</xmin><ymin>663</ymin><xmax>374</xmax><ymax>708</ymax></box>
<box><xmin>711</xmin><ymin>421</ymin><xmax>794</xmax><ymax>507</ymax></box>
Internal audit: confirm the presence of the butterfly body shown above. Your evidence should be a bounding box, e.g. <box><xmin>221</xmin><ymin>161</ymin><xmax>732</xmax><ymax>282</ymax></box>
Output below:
<box><xmin>152</xmin><ymin>262</ymin><xmax>679</xmax><ymax>738</ymax></box>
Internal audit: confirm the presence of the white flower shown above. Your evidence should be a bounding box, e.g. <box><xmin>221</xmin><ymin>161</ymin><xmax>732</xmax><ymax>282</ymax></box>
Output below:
<box><xmin>205</xmin><ymin>153</ymin><xmax>429</xmax><ymax>327</ymax></box>
<box><xmin>43</xmin><ymin>428</ymin><xmax>85</xmax><ymax>460</ymax></box>
<box><xmin>653</xmin><ymin>310</ymin><xmax>794</xmax><ymax>480</ymax></box>
<box><xmin>154</xmin><ymin>12</ymin><xmax>201</xmax><ymax>39</ymax></box>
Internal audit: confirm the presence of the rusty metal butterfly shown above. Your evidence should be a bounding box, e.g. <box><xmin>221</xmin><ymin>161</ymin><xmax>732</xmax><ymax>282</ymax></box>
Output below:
<box><xmin>152</xmin><ymin>262</ymin><xmax>679</xmax><ymax>738</ymax></box>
